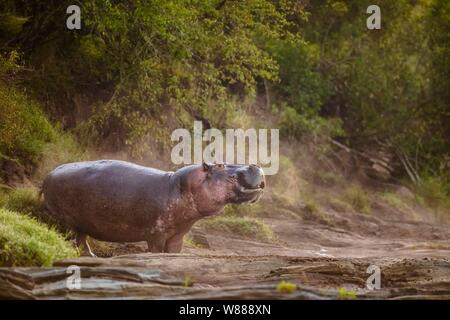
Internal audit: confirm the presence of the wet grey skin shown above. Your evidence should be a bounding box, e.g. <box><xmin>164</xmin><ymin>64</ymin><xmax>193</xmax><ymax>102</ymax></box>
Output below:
<box><xmin>42</xmin><ymin>160</ymin><xmax>265</xmax><ymax>256</ymax></box>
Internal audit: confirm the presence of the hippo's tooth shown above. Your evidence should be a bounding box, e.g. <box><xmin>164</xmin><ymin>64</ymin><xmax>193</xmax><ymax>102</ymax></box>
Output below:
<box><xmin>238</xmin><ymin>186</ymin><xmax>262</xmax><ymax>194</ymax></box>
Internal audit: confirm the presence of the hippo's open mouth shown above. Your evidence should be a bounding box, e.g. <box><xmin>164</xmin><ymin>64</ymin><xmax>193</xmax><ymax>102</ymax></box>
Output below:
<box><xmin>233</xmin><ymin>182</ymin><xmax>265</xmax><ymax>204</ymax></box>
<box><xmin>237</xmin><ymin>185</ymin><xmax>264</xmax><ymax>194</ymax></box>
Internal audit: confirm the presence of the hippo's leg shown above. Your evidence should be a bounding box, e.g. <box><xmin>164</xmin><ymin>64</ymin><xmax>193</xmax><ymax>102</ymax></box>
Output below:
<box><xmin>164</xmin><ymin>223</ymin><xmax>194</xmax><ymax>253</ymax></box>
<box><xmin>76</xmin><ymin>233</ymin><xmax>96</xmax><ymax>257</ymax></box>
<box><xmin>164</xmin><ymin>234</ymin><xmax>184</xmax><ymax>253</ymax></box>
<box><xmin>146</xmin><ymin>233</ymin><xmax>166</xmax><ymax>253</ymax></box>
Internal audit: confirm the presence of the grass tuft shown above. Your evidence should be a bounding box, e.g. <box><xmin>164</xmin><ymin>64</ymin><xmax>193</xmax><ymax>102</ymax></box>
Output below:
<box><xmin>0</xmin><ymin>208</ymin><xmax>78</xmax><ymax>266</ymax></box>
<box><xmin>198</xmin><ymin>215</ymin><xmax>276</xmax><ymax>243</ymax></box>
<box><xmin>342</xmin><ymin>186</ymin><xmax>372</xmax><ymax>214</ymax></box>
<box><xmin>337</xmin><ymin>287</ymin><xmax>357</xmax><ymax>300</ymax></box>
<box><xmin>276</xmin><ymin>280</ymin><xmax>297</xmax><ymax>293</ymax></box>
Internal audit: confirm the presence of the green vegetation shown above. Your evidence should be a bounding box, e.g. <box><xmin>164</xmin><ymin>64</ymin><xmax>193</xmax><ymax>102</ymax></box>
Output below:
<box><xmin>269</xmin><ymin>155</ymin><xmax>305</xmax><ymax>207</ymax></box>
<box><xmin>276</xmin><ymin>280</ymin><xmax>297</xmax><ymax>293</ymax></box>
<box><xmin>416</xmin><ymin>177</ymin><xmax>450</xmax><ymax>224</ymax></box>
<box><xmin>328</xmin><ymin>197</ymin><xmax>353</xmax><ymax>213</ymax></box>
<box><xmin>199</xmin><ymin>215</ymin><xmax>276</xmax><ymax>243</ymax></box>
<box><xmin>314</xmin><ymin>171</ymin><xmax>344</xmax><ymax>187</ymax></box>
<box><xmin>0</xmin><ymin>0</ymin><xmax>448</xmax><ymax>259</ymax></box>
<box><xmin>342</xmin><ymin>186</ymin><xmax>372</xmax><ymax>215</ymax></box>
<box><xmin>380</xmin><ymin>192</ymin><xmax>418</xmax><ymax>219</ymax></box>
<box><xmin>183</xmin><ymin>234</ymin><xmax>201</xmax><ymax>249</ymax></box>
<box><xmin>0</xmin><ymin>208</ymin><xmax>78</xmax><ymax>266</ymax></box>
<box><xmin>33</xmin><ymin>132</ymin><xmax>89</xmax><ymax>181</ymax></box>
<box><xmin>0</xmin><ymin>187</ymin><xmax>69</xmax><ymax>231</ymax></box>
<box><xmin>0</xmin><ymin>0</ymin><xmax>447</xmax><ymax>182</ymax></box>
<box><xmin>0</xmin><ymin>81</ymin><xmax>56</xmax><ymax>167</ymax></box>
<box><xmin>183</xmin><ymin>275</ymin><xmax>194</xmax><ymax>287</ymax></box>
<box><xmin>337</xmin><ymin>287</ymin><xmax>357</xmax><ymax>300</ymax></box>
<box><xmin>223</xmin><ymin>203</ymin><xmax>263</xmax><ymax>217</ymax></box>
<box><xmin>417</xmin><ymin>177</ymin><xmax>450</xmax><ymax>210</ymax></box>
<box><xmin>2</xmin><ymin>188</ymin><xmax>42</xmax><ymax>216</ymax></box>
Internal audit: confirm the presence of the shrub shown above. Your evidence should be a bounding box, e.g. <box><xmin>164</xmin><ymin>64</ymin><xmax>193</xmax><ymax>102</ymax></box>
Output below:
<box><xmin>278</xmin><ymin>106</ymin><xmax>343</xmax><ymax>141</ymax></box>
<box><xmin>0</xmin><ymin>208</ymin><xmax>78</xmax><ymax>266</ymax></box>
<box><xmin>0</xmin><ymin>82</ymin><xmax>56</xmax><ymax>166</ymax></box>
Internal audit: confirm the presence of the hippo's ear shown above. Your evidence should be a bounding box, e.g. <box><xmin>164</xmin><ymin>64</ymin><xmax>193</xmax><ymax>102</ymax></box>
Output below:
<box><xmin>202</xmin><ymin>161</ymin><xmax>212</xmax><ymax>172</ymax></box>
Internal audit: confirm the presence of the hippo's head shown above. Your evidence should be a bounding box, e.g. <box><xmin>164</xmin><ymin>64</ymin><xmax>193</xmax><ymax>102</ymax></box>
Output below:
<box><xmin>179</xmin><ymin>163</ymin><xmax>265</xmax><ymax>216</ymax></box>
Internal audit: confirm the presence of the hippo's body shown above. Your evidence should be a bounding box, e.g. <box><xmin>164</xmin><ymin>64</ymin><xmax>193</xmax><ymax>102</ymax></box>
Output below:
<box><xmin>43</xmin><ymin>160</ymin><xmax>265</xmax><ymax>254</ymax></box>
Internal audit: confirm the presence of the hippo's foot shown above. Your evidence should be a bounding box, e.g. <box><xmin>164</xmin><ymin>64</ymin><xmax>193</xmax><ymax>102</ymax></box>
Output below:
<box><xmin>76</xmin><ymin>233</ymin><xmax>97</xmax><ymax>257</ymax></box>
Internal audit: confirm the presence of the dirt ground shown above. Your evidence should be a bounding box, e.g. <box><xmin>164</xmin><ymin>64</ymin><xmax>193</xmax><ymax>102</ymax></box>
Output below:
<box><xmin>2</xmin><ymin>204</ymin><xmax>449</xmax><ymax>300</ymax></box>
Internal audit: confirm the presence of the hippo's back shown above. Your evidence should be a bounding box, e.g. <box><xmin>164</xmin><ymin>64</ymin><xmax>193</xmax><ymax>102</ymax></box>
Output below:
<box><xmin>43</xmin><ymin>160</ymin><xmax>173</xmax><ymax>241</ymax></box>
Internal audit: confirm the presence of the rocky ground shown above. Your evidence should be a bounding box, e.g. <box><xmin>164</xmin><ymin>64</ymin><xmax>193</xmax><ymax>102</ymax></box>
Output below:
<box><xmin>1</xmin><ymin>206</ymin><xmax>449</xmax><ymax>299</ymax></box>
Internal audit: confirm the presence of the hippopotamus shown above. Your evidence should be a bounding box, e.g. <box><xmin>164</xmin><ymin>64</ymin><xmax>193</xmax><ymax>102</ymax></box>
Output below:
<box><xmin>42</xmin><ymin>160</ymin><xmax>265</xmax><ymax>255</ymax></box>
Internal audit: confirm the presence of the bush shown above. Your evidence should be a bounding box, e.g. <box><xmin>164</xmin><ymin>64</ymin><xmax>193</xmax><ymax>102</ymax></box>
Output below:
<box><xmin>0</xmin><ymin>208</ymin><xmax>78</xmax><ymax>266</ymax></box>
<box><xmin>278</xmin><ymin>106</ymin><xmax>343</xmax><ymax>140</ymax></box>
<box><xmin>0</xmin><ymin>82</ymin><xmax>56</xmax><ymax>166</ymax></box>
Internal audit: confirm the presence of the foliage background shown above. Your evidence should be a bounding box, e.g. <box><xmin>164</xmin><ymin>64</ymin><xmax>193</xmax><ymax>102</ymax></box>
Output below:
<box><xmin>0</xmin><ymin>0</ymin><xmax>448</xmax><ymax>187</ymax></box>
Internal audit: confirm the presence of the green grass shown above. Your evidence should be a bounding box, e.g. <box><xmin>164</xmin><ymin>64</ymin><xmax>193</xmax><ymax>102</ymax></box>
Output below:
<box><xmin>328</xmin><ymin>197</ymin><xmax>353</xmax><ymax>213</ymax></box>
<box><xmin>342</xmin><ymin>186</ymin><xmax>372</xmax><ymax>214</ymax></box>
<box><xmin>417</xmin><ymin>176</ymin><xmax>450</xmax><ymax>208</ymax></box>
<box><xmin>416</xmin><ymin>176</ymin><xmax>450</xmax><ymax>224</ymax></box>
<box><xmin>0</xmin><ymin>208</ymin><xmax>78</xmax><ymax>266</ymax></box>
<box><xmin>1</xmin><ymin>187</ymin><xmax>70</xmax><ymax>233</ymax></box>
<box><xmin>276</xmin><ymin>280</ymin><xmax>297</xmax><ymax>293</ymax></box>
<box><xmin>198</xmin><ymin>215</ymin><xmax>276</xmax><ymax>243</ymax></box>
<box><xmin>314</xmin><ymin>171</ymin><xmax>344</xmax><ymax>187</ymax></box>
<box><xmin>222</xmin><ymin>203</ymin><xmax>263</xmax><ymax>217</ymax></box>
<box><xmin>337</xmin><ymin>287</ymin><xmax>357</xmax><ymax>300</ymax></box>
<box><xmin>183</xmin><ymin>234</ymin><xmax>201</xmax><ymax>248</ymax></box>
<box><xmin>2</xmin><ymin>188</ymin><xmax>42</xmax><ymax>216</ymax></box>
<box><xmin>380</xmin><ymin>192</ymin><xmax>418</xmax><ymax>219</ymax></box>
